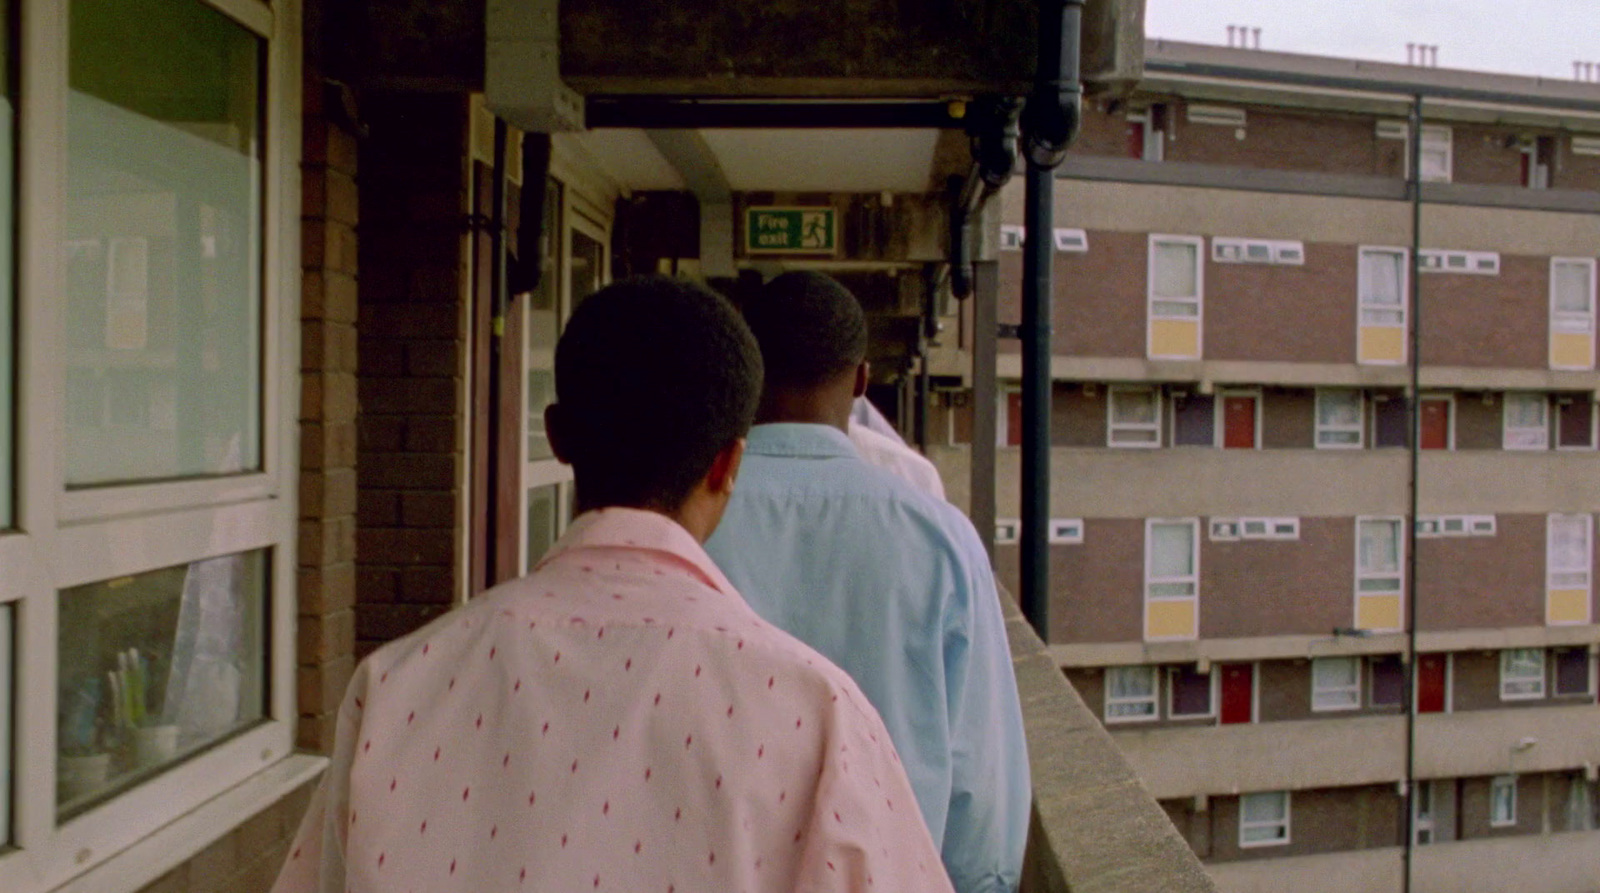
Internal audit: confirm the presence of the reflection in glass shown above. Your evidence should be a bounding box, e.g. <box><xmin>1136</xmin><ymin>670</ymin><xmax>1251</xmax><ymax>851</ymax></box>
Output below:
<box><xmin>64</xmin><ymin>0</ymin><xmax>263</xmax><ymax>486</ymax></box>
<box><xmin>526</xmin><ymin>484</ymin><xmax>559</xmax><ymax>570</ymax></box>
<box><xmin>56</xmin><ymin>550</ymin><xmax>267</xmax><ymax>817</ymax></box>
<box><xmin>526</xmin><ymin>370</ymin><xmax>555</xmax><ymax>461</ymax></box>
<box><xmin>569</xmin><ymin>226</ymin><xmax>604</xmax><ymax>313</ymax></box>
<box><xmin>525</xmin><ymin>179</ymin><xmax>560</xmax><ymax>462</ymax></box>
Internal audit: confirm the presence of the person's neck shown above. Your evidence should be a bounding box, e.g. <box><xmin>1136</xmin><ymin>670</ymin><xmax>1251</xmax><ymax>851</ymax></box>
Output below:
<box><xmin>572</xmin><ymin>498</ymin><xmax>720</xmax><ymax>544</ymax></box>
<box><xmin>755</xmin><ymin>389</ymin><xmax>853</xmax><ymax>433</ymax></box>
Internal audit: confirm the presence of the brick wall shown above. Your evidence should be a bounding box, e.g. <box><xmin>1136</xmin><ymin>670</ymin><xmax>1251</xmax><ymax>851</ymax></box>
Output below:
<box><xmin>354</xmin><ymin>94</ymin><xmax>471</xmax><ymax>656</ymax></box>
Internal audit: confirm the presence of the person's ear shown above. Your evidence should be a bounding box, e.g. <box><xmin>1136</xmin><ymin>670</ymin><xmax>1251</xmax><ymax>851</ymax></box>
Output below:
<box><xmin>704</xmin><ymin>438</ymin><xmax>746</xmax><ymax>497</ymax></box>
<box><xmin>545</xmin><ymin>403</ymin><xmax>572</xmax><ymax>465</ymax></box>
<box><xmin>852</xmin><ymin>361</ymin><xmax>869</xmax><ymax>399</ymax></box>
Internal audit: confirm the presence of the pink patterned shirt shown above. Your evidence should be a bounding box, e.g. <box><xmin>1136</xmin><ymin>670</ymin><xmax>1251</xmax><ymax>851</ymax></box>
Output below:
<box><xmin>272</xmin><ymin>507</ymin><xmax>953</xmax><ymax>893</ymax></box>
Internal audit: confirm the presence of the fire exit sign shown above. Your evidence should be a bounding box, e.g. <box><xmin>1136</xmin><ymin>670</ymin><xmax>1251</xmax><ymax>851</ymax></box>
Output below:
<box><xmin>745</xmin><ymin>207</ymin><xmax>837</xmax><ymax>254</ymax></box>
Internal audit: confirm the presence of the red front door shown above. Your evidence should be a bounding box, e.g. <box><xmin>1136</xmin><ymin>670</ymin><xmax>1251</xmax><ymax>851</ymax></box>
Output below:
<box><xmin>1006</xmin><ymin>392</ymin><xmax>1023</xmax><ymax>446</ymax></box>
<box><xmin>1219</xmin><ymin>662</ymin><xmax>1254</xmax><ymax>724</ymax></box>
<box><xmin>1420</xmin><ymin>399</ymin><xmax>1450</xmax><ymax>450</ymax></box>
<box><xmin>1222</xmin><ymin>396</ymin><xmax>1257</xmax><ymax>449</ymax></box>
<box><xmin>1417</xmin><ymin>654</ymin><xmax>1448</xmax><ymax>713</ymax></box>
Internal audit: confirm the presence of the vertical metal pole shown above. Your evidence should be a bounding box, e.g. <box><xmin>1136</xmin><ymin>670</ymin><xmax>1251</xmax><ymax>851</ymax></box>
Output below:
<box><xmin>971</xmin><ymin>261</ymin><xmax>1000</xmax><ymax>561</ymax></box>
<box><xmin>1019</xmin><ymin>164</ymin><xmax>1053</xmax><ymax>637</ymax></box>
<box><xmin>1401</xmin><ymin>93</ymin><xmax>1424</xmax><ymax>893</ymax></box>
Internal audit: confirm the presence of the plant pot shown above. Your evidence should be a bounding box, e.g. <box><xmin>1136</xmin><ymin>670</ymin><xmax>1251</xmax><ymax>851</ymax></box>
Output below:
<box><xmin>59</xmin><ymin>752</ymin><xmax>111</xmax><ymax>800</ymax></box>
<box><xmin>134</xmin><ymin>724</ymin><xmax>180</xmax><ymax>767</ymax></box>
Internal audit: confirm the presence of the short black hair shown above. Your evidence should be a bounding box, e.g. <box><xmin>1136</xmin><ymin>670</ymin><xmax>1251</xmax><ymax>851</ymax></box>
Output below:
<box><xmin>742</xmin><ymin>271</ymin><xmax>867</xmax><ymax>390</ymax></box>
<box><xmin>553</xmin><ymin>276</ymin><xmax>763</xmax><ymax>512</ymax></box>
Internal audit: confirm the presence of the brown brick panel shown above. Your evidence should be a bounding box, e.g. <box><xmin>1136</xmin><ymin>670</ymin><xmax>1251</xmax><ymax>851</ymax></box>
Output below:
<box><xmin>1452</xmin><ymin>124</ymin><xmax>1527</xmax><ymax>188</ymax></box>
<box><xmin>1205</xmin><ymin>784</ymin><xmax>1401</xmax><ymax>863</ymax></box>
<box><xmin>1261</xmin><ymin>388</ymin><xmax>1314</xmax><ymax>449</ymax></box>
<box><xmin>1167</xmin><ymin>105</ymin><xmax>1389</xmax><ymax>177</ymax></box>
<box><xmin>998</xmin><ymin>233</ymin><xmax>1150</xmax><ymax>360</ymax></box>
<box><xmin>1201</xmin><ymin>517</ymin><xmax>1356</xmax><ymax>640</ymax></box>
<box><xmin>1072</xmin><ymin>103</ymin><xmax>1135</xmax><ymax>158</ymax></box>
<box><xmin>1453</xmin><ymin>392</ymin><xmax>1502</xmax><ymax>449</ymax></box>
<box><xmin>1458</xmin><ymin>774</ymin><xmax>1546</xmax><ymax>839</ymax></box>
<box><xmin>1051</xmin><ymin>384</ymin><xmax>1106</xmax><ymax>447</ymax></box>
<box><xmin>1415</xmin><ymin>513</ymin><xmax>1545</xmax><ymax>631</ymax></box>
<box><xmin>1206</xmin><ymin>242</ymin><xmax>1358</xmax><ymax>364</ymax></box>
<box><xmin>1047</xmin><ymin>518</ymin><xmax>1146</xmax><ymax>643</ymax></box>
<box><xmin>133</xmin><ymin>781</ymin><xmax>316</xmax><ymax>893</ymax></box>
<box><xmin>1556</xmin><ymin>141</ymin><xmax>1600</xmax><ymax>191</ymax></box>
<box><xmin>1417</xmin><ymin>254</ymin><xmax>1546</xmax><ymax>369</ymax></box>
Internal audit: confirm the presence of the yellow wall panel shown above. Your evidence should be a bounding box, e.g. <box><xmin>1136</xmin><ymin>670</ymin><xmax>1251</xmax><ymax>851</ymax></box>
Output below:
<box><xmin>1550</xmin><ymin>332</ymin><xmax>1593</xmax><ymax>371</ymax></box>
<box><xmin>1356</xmin><ymin>594</ymin><xmax>1402</xmax><ymax>632</ymax></box>
<box><xmin>1146</xmin><ymin>599</ymin><xmax>1197</xmax><ymax>641</ymax></box>
<box><xmin>1547</xmin><ymin>588</ymin><xmax>1591</xmax><ymax>625</ymax></box>
<box><xmin>1149</xmin><ymin>318</ymin><xmax>1201</xmax><ymax>360</ymax></box>
<box><xmin>1358</xmin><ymin>326</ymin><xmax>1405</xmax><ymax>365</ymax></box>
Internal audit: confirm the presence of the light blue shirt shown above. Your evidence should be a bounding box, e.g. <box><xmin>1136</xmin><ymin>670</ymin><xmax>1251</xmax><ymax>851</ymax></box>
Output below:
<box><xmin>706</xmin><ymin>423</ymin><xmax>1029</xmax><ymax>893</ymax></box>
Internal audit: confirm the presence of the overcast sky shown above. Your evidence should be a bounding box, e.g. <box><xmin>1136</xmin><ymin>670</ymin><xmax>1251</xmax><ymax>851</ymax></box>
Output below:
<box><xmin>1145</xmin><ymin>0</ymin><xmax>1600</xmax><ymax>81</ymax></box>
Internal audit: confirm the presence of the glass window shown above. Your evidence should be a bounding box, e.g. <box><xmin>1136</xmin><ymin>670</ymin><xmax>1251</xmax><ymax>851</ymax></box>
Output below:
<box><xmin>1370</xmin><ymin>655</ymin><xmax>1405</xmax><ymax>707</ymax></box>
<box><xmin>1357</xmin><ymin>519</ymin><xmax>1402</xmax><ymax>594</ymax></box>
<box><xmin>568</xmin><ymin>223</ymin><xmax>605</xmax><ymax>314</ymax></box>
<box><xmin>1551</xmin><ymin>259</ymin><xmax>1595</xmax><ymax>333</ymax></box>
<box><xmin>1315</xmin><ymin>389</ymin><xmax>1363</xmax><ymax>448</ymax></box>
<box><xmin>1150</xmin><ymin>238</ymin><xmax>1200</xmax><ymax>318</ymax></box>
<box><xmin>1548</xmin><ymin>515</ymin><xmax>1592</xmax><ymax>591</ymax></box>
<box><xmin>1104</xmin><ymin>665</ymin><xmax>1158</xmax><ymax>722</ymax></box>
<box><xmin>1490</xmin><ymin>776</ymin><xmax>1518</xmax><ymax>827</ymax></box>
<box><xmin>1500</xmin><ymin>649</ymin><xmax>1546</xmax><ymax>701</ymax></box>
<box><xmin>1504</xmin><ymin>393</ymin><xmax>1550</xmax><ymax>450</ymax></box>
<box><xmin>1413</xmin><ymin>780</ymin><xmax>1435</xmax><ymax>844</ymax></box>
<box><xmin>524</xmin><ymin>178</ymin><xmax>560</xmax><ymax>463</ymax></box>
<box><xmin>56</xmin><ymin>550</ymin><xmax>267</xmax><ymax>817</ymax></box>
<box><xmin>1555</xmin><ymin>649</ymin><xmax>1591</xmax><ymax>697</ymax></box>
<box><xmin>525</xmin><ymin>484</ymin><xmax>559</xmax><ymax>570</ymax></box>
<box><xmin>1239</xmin><ymin>791</ymin><xmax>1290</xmax><ymax>846</ymax></box>
<box><xmin>1169</xmin><ymin>666</ymin><xmax>1213</xmax><ymax>718</ymax></box>
<box><xmin>1565</xmin><ymin>774</ymin><xmax>1593</xmax><ymax>832</ymax></box>
<box><xmin>65</xmin><ymin>0</ymin><xmax>264</xmax><ymax>486</ymax></box>
<box><xmin>1359</xmin><ymin>249</ymin><xmax>1406</xmax><ymax>327</ymax></box>
<box><xmin>1147</xmin><ymin>521</ymin><xmax>1197</xmax><ymax>600</ymax></box>
<box><xmin>1311</xmin><ymin>657</ymin><xmax>1361</xmax><ymax>711</ymax></box>
<box><xmin>1417</xmin><ymin>126</ymin><xmax>1452</xmax><ymax>183</ymax></box>
<box><xmin>1109</xmin><ymin>387</ymin><xmax>1161</xmax><ymax>448</ymax></box>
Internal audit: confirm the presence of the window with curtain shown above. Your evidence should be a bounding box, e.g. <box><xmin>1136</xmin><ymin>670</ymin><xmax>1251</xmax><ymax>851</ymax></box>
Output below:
<box><xmin>1147</xmin><ymin>521</ymin><xmax>1198</xmax><ymax>600</ymax></box>
<box><xmin>1357</xmin><ymin>519</ymin><xmax>1402</xmax><ymax>594</ymax></box>
<box><xmin>1104</xmin><ymin>665</ymin><xmax>1158</xmax><ymax>721</ymax></box>
<box><xmin>1359</xmin><ymin>249</ymin><xmax>1406</xmax><ymax>326</ymax></box>
<box><xmin>1504</xmin><ymin>393</ymin><xmax>1550</xmax><ymax>449</ymax></box>
<box><xmin>1315</xmin><ymin>389</ymin><xmax>1363</xmax><ymax>448</ymax></box>
<box><xmin>1239</xmin><ymin>791</ymin><xmax>1290</xmax><ymax>846</ymax></box>
<box><xmin>1547</xmin><ymin>515</ymin><xmax>1591</xmax><ymax>591</ymax></box>
<box><xmin>1150</xmin><ymin>239</ymin><xmax>1200</xmax><ymax>318</ymax></box>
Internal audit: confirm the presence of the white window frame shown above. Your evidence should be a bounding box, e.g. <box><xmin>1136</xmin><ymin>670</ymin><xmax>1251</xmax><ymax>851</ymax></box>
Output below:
<box><xmin>1236</xmin><ymin>517</ymin><xmax>1299</xmax><ymax>541</ymax></box>
<box><xmin>1413</xmin><ymin>779</ymin><xmax>1437</xmax><ymax>845</ymax></box>
<box><xmin>1048</xmin><ymin>518</ymin><xmax>1084</xmax><ymax>545</ymax></box>
<box><xmin>995</xmin><ymin>518</ymin><xmax>1021</xmax><ymax>546</ymax></box>
<box><xmin>1547</xmin><ymin>513</ymin><xmax>1593</xmax><ymax>602</ymax></box>
<box><xmin>1129</xmin><ymin>106</ymin><xmax>1166</xmax><ymax>161</ymax></box>
<box><xmin>0</xmin><ymin>4</ymin><xmax>315</xmax><ymax>893</ymax></box>
<box><xmin>999</xmin><ymin>224</ymin><xmax>1024</xmax><ymax>251</ymax></box>
<box><xmin>1500</xmin><ymin>649</ymin><xmax>1547</xmax><ymax>701</ymax></box>
<box><xmin>1417</xmin><ymin>125</ymin><xmax>1454</xmax><ymax>183</ymax></box>
<box><xmin>1104</xmin><ymin>665</ymin><xmax>1159</xmax><ymax>724</ymax></box>
<box><xmin>1311</xmin><ymin>657</ymin><xmax>1362</xmax><ymax>712</ymax></box>
<box><xmin>1107</xmin><ymin>385</ymin><xmax>1162</xmax><ymax>449</ymax></box>
<box><xmin>1357</xmin><ymin>247</ymin><xmax>1410</xmax><ymax>362</ymax></box>
<box><xmin>1145</xmin><ymin>519</ymin><xmax>1199</xmax><ymax>639</ymax></box>
<box><xmin>1314</xmin><ymin>389</ymin><xmax>1364</xmax><ymax>449</ymax></box>
<box><xmin>1354</xmin><ymin>517</ymin><xmax>1405</xmax><ymax>630</ymax></box>
<box><xmin>1209</xmin><ymin>518</ymin><xmax>1241</xmax><ymax>541</ymax></box>
<box><xmin>1419</xmin><ymin>249</ymin><xmax>1500</xmax><ymax>275</ymax></box>
<box><xmin>1551</xmin><ymin>258</ymin><xmax>1597</xmax><ymax>371</ymax></box>
<box><xmin>1503</xmin><ymin>392</ymin><xmax>1551</xmax><ymax>450</ymax></box>
<box><xmin>1051</xmin><ymin>228</ymin><xmax>1088</xmax><ymax>253</ymax></box>
<box><xmin>1211</xmin><ymin>237</ymin><xmax>1304</xmax><ymax>266</ymax></box>
<box><xmin>1166</xmin><ymin>664</ymin><xmax>1217</xmax><ymax>720</ymax></box>
<box><xmin>1147</xmin><ymin>234</ymin><xmax>1204</xmax><ymax>321</ymax></box>
<box><xmin>1490</xmin><ymin>775</ymin><xmax>1518</xmax><ymax>828</ymax></box>
<box><xmin>1239</xmin><ymin>791</ymin><xmax>1291</xmax><ymax>847</ymax></box>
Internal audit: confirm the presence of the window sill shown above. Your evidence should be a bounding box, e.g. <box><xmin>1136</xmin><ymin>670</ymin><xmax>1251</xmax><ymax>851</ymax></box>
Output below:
<box><xmin>50</xmin><ymin>753</ymin><xmax>325</xmax><ymax>893</ymax></box>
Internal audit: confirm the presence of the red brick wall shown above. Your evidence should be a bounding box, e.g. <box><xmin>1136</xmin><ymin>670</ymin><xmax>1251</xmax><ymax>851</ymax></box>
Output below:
<box><xmin>1202</xmin><ymin>784</ymin><xmax>1402</xmax><ymax>863</ymax></box>
<box><xmin>1261</xmin><ymin>388</ymin><xmax>1315</xmax><ymax>449</ymax></box>
<box><xmin>1205</xmin><ymin>242</ymin><xmax>1359</xmax><ymax>364</ymax></box>
<box><xmin>1415</xmin><ymin>514</ymin><xmax>1545</xmax><ymax>631</ymax></box>
<box><xmin>355</xmin><ymin>93</ymin><xmax>471</xmax><ymax>656</ymax></box>
<box><xmin>1417</xmin><ymin>255</ymin><xmax>1547</xmax><ymax>369</ymax></box>
<box><xmin>1202</xmin><ymin>517</ymin><xmax>1355</xmax><ymax>639</ymax></box>
<box><xmin>1051</xmin><ymin>384</ymin><xmax>1107</xmax><ymax>447</ymax></box>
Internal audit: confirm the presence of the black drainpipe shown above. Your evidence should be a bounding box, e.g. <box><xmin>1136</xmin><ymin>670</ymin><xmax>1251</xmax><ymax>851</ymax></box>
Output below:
<box><xmin>1401</xmin><ymin>92</ymin><xmax>1424</xmax><ymax>893</ymax></box>
<box><xmin>485</xmin><ymin>118</ymin><xmax>511</xmax><ymax>585</ymax></box>
<box><xmin>1017</xmin><ymin>0</ymin><xmax>1083</xmax><ymax>638</ymax></box>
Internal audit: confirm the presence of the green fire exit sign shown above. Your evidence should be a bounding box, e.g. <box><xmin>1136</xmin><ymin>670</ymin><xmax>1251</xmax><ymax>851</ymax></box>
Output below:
<box><xmin>745</xmin><ymin>207</ymin><xmax>837</xmax><ymax>254</ymax></box>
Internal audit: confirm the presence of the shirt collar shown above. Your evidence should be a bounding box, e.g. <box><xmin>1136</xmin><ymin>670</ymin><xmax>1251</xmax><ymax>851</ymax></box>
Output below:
<box><xmin>536</xmin><ymin>506</ymin><xmax>739</xmax><ymax>598</ymax></box>
<box><xmin>745</xmin><ymin>422</ymin><xmax>858</xmax><ymax>460</ymax></box>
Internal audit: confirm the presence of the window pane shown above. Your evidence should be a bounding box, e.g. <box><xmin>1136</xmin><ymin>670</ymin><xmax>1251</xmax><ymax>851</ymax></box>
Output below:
<box><xmin>1555</xmin><ymin>262</ymin><xmax>1592</xmax><ymax>314</ymax></box>
<box><xmin>1359</xmin><ymin>521</ymin><xmax>1400</xmax><ymax>574</ymax></box>
<box><xmin>1550</xmin><ymin>517</ymin><xmax>1589</xmax><ymax>571</ymax></box>
<box><xmin>1312</xmin><ymin>657</ymin><xmax>1360</xmax><ymax>710</ymax></box>
<box><xmin>525</xmin><ymin>484</ymin><xmax>559</xmax><ymax>570</ymax></box>
<box><xmin>524</xmin><ymin>179</ymin><xmax>560</xmax><ymax>462</ymax></box>
<box><xmin>1317</xmin><ymin>390</ymin><xmax>1360</xmax><ymax>427</ymax></box>
<box><xmin>57</xmin><ymin>550</ymin><xmax>268</xmax><ymax>817</ymax></box>
<box><xmin>1170</xmin><ymin>666</ymin><xmax>1212</xmax><ymax>716</ymax></box>
<box><xmin>65</xmin><ymin>0</ymin><xmax>263</xmax><ymax>486</ymax></box>
<box><xmin>1363</xmin><ymin>252</ymin><xmax>1403</xmax><ymax>306</ymax></box>
<box><xmin>526</xmin><ymin>369</ymin><xmax>555</xmax><ymax>461</ymax></box>
<box><xmin>1508</xmin><ymin>394</ymin><xmax>1547</xmax><ymax>428</ymax></box>
<box><xmin>1113</xmin><ymin>390</ymin><xmax>1157</xmax><ymax>425</ymax></box>
<box><xmin>1241</xmin><ymin>791</ymin><xmax>1287</xmax><ymax>824</ymax></box>
<box><xmin>1150</xmin><ymin>523</ymin><xmax>1194</xmax><ymax>578</ymax></box>
<box><xmin>1491</xmin><ymin>777</ymin><xmax>1516</xmax><ymax>825</ymax></box>
<box><xmin>1555</xmin><ymin>649</ymin><xmax>1590</xmax><ymax>696</ymax></box>
<box><xmin>1152</xmin><ymin>242</ymin><xmax>1197</xmax><ymax>299</ymax></box>
<box><xmin>1107</xmin><ymin>666</ymin><xmax>1155</xmax><ymax>700</ymax></box>
<box><xmin>569</xmin><ymin>225</ymin><xmax>604</xmax><ymax>313</ymax></box>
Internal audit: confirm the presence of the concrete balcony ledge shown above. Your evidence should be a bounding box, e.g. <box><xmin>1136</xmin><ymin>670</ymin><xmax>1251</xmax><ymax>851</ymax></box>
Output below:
<box><xmin>1001</xmin><ymin>590</ymin><xmax>1215</xmax><ymax>893</ymax></box>
<box><xmin>1411</xmin><ymin>829</ymin><xmax>1600</xmax><ymax>893</ymax></box>
<box><xmin>1110</xmin><ymin>714</ymin><xmax>1407</xmax><ymax>799</ymax></box>
<box><xmin>1415</xmin><ymin>702</ymin><xmax>1600</xmax><ymax>778</ymax></box>
<box><xmin>1206</xmin><ymin>848</ymin><xmax>1403</xmax><ymax>893</ymax></box>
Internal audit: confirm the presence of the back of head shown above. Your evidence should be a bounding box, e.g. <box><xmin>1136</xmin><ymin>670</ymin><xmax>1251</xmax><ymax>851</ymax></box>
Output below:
<box><xmin>553</xmin><ymin>276</ymin><xmax>763</xmax><ymax>512</ymax></box>
<box><xmin>742</xmin><ymin>271</ymin><xmax>867</xmax><ymax>391</ymax></box>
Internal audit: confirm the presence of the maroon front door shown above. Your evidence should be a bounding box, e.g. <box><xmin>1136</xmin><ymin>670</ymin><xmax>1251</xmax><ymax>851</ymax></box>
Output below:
<box><xmin>1417</xmin><ymin>654</ymin><xmax>1448</xmax><ymax>713</ymax></box>
<box><xmin>1222</xmin><ymin>396</ymin><xmax>1257</xmax><ymax>449</ymax></box>
<box><xmin>1219</xmin><ymin>663</ymin><xmax>1254</xmax><ymax>724</ymax></box>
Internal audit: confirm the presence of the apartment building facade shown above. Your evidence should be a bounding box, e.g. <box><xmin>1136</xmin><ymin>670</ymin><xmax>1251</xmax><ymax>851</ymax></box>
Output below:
<box><xmin>927</xmin><ymin>40</ymin><xmax>1600</xmax><ymax>893</ymax></box>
